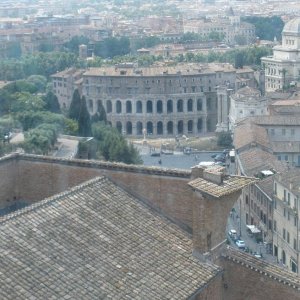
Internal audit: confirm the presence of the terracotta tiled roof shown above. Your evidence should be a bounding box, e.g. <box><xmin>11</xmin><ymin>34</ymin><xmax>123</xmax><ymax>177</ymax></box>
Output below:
<box><xmin>234</xmin><ymin>121</ymin><xmax>270</xmax><ymax>150</ymax></box>
<box><xmin>188</xmin><ymin>175</ymin><xmax>256</xmax><ymax>198</ymax></box>
<box><xmin>238</xmin><ymin>148</ymin><xmax>287</xmax><ymax>176</ymax></box>
<box><xmin>254</xmin><ymin>115</ymin><xmax>300</xmax><ymax>126</ymax></box>
<box><xmin>0</xmin><ymin>176</ymin><xmax>221</xmax><ymax>299</ymax></box>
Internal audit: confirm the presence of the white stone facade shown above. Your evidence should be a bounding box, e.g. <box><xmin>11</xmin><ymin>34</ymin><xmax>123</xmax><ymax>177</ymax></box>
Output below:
<box><xmin>262</xmin><ymin>18</ymin><xmax>300</xmax><ymax>92</ymax></box>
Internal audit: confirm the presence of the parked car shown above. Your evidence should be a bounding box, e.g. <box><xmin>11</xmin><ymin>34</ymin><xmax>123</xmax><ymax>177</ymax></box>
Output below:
<box><xmin>214</xmin><ymin>154</ymin><xmax>226</xmax><ymax>163</ymax></box>
<box><xmin>228</xmin><ymin>229</ymin><xmax>237</xmax><ymax>241</ymax></box>
<box><xmin>253</xmin><ymin>252</ymin><xmax>263</xmax><ymax>259</ymax></box>
<box><xmin>235</xmin><ymin>240</ymin><xmax>246</xmax><ymax>249</ymax></box>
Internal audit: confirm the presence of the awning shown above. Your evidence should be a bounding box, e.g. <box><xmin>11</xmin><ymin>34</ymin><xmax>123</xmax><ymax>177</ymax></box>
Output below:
<box><xmin>246</xmin><ymin>225</ymin><xmax>261</xmax><ymax>234</ymax></box>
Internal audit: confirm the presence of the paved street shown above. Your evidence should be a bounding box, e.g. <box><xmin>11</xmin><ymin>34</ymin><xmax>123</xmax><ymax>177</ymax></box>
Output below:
<box><xmin>227</xmin><ymin>203</ymin><xmax>283</xmax><ymax>267</ymax></box>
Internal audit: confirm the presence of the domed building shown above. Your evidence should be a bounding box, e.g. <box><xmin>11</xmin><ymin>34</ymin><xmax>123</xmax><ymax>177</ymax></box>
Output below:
<box><xmin>262</xmin><ymin>17</ymin><xmax>300</xmax><ymax>92</ymax></box>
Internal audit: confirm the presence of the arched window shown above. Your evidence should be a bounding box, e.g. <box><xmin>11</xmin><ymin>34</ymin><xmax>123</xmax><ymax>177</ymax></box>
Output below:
<box><xmin>126</xmin><ymin>121</ymin><xmax>132</xmax><ymax>135</ymax></box>
<box><xmin>147</xmin><ymin>121</ymin><xmax>153</xmax><ymax>135</ymax></box>
<box><xmin>187</xmin><ymin>99</ymin><xmax>193</xmax><ymax>112</ymax></box>
<box><xmin>177</xmin><ymin>99</ymin><xmax>183</xmax><ymax>112</ymax></box>
<box><xmin>197</xmin><ymin>99</ymin><xmax>202</xmax><ymax>111</ymax></box>
<box><xmin>157</xmin><ymin>100</ymin><xmax>163</xmax><ymax>114</ymax></box>
<box><xmin>177</xmin><ymin>120</ymin><xmax>183</xmax><ymax>134</ymax></box>
<box><xmin>106</xmin><ymin>100</ymin><xmax>112</xmax><ymax>113</ymax></box>
<box><xmin>116</xmin><ymin>100</ymin><xmax>122</xmax><ymax>114</ymax></box>
<box><xmin>116</xmin><ymin>121</ymin><xmax>122</xmax><ymax>133</ymax></box>
<box><xmin>167</xmin><ymin>100</ymin><xmax>173</xmax><ymax>113</ymax></box>
<box><xmin>207</xmin><ymin>98</ymin><xmax>211</xmax><ymax>111</ymax></box>
<box><xmin>126</xmin><ymin>101</ymin><xmax>132</xmax><ymax>113</ymax></box>
<box><xmin>97</xmin><ymin>100</ymin><xmax>102</xmax><ymax>111</ymax></box>
<box><xmin>157</xmin><ymin>121</ymin><xmax>163</xmax><ymax>135</ymax></box>
<box><xmin>167</xmin><ymin>121</ymin><xmax>173</xmax><ymax>135</ymax></box>
<box><xmin>188</xmin><ymin>120</ymin><xmax>193</xmax><ymax>133</ymax></box>
<box><xmin>147</xmin><ymin>100</ymin><xmax>153</xmax><ymax>113</ymax></box>
<box><xmin>136</xmin><ymin>122</ymin><xmax>143</xmax><ymax>135</ymax></box>
<box><xmin>197</xmin><ymin>118</ymin><xmax>203</xmax><ymax>133</ymax></box>
<box><xmin>88</xmin><ymin>99</ymin><xmax>93</xmax><ymax>111</ymax></box>
<box><xmin>136</xmin><ymin>101</ymin><xmax>142</xmax><ymax>113</ymax></box>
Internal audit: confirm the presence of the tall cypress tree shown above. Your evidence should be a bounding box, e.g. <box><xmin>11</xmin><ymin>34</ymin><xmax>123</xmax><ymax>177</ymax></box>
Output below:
<box><xmin>69</xmin><ymin>89</ymin><xmax>91</xmax><ymax>137</ymax></box>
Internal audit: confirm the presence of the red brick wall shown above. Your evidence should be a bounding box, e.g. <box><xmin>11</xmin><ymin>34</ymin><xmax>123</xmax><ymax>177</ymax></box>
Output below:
<box><xmin>220</xmin><ymin>259</ymin><xmax>300</xmax><ymax>300</ymax></box>
<box><xmin>3</xmin><ymin>157</ymin><xmax>193</xmax><ymax>231</ymax></box>
<box><xmin>0</xmin><ymin>158</ymin><xmax>19</xmax><ymax>207</ymax></box>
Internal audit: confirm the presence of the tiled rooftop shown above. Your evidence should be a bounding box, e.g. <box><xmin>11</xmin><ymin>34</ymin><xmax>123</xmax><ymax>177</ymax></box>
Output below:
<box><xmin>238</xmin><ymin>148</ymin><xmax>287</xmax><ymax>176</ymax></box>
<box><xmin>234</xmin><ymin>121</ymin><xmax>270</xmax><ymax>150</ymax></box>
<box><xmin>83</xmin><ymin>63</ymin><xmax>236</xmax><ymax>77</ymax></box>
<box><xmin>0</xmin><ymin>176</ymin><xmax>221</xmax><ymax>299</ymax></box>
<box><xmin>188</xmin><ymin>175</ymin><xmax>256</xmax><ymax>198</ymax></box>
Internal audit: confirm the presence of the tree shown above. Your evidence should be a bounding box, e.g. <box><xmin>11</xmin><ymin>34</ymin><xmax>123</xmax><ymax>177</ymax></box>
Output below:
<box><xmin>234</xmin><ymin>52</ymin><xmax>245</xmax><ymax>69</ymax></box>
<box><xmin>26</xmin><ymin>75</ymin><xmax>47</xmax><ymax>92</ymax></box>
<box><xmin>217</xmin><ymin>132</ymin><xmax>233</xmax><ymax>148</ymax></box>
<box><xmin>43</xmin><ymin>91</ymin><xmax>61</xmax><ymax>113</ymax></box>
<box><xmin>69</xmin><ymin>90</ymin><xmax>91</xmax><ymax>137</ymax></box>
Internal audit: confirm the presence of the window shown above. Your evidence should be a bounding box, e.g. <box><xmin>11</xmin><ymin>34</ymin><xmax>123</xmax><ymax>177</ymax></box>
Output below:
<box><xmin>295</xmin><ymin>216</ymin><xmax>297</xmax><ymax>227</ymax></box>
<box><xmin>271</xmin><ymin>129</ymin><xmax>275</xmax><ymax>135</ymax></box>
<box><xmin>288</xmin><ymin>193</ymin><xmax>290</xmax><ymax>206</ymax></box>
<box><xmin>291</xmin><ymin>128</ymin><xmax>295</xmax><ymax>135</ymax></box>
<box><xmin>273</xmin><ymin>220</ymin><xmax>277</xmax><ymax>232</ymax></box>
<box><xmin>288</xmin><ymin>211</ymin><xmax>290</xmax><ymax>221</ymax></box>
<box><xmin>274</xmin><ymin>183</ymin><xmax>277</xmax><ymax>195</ymax></box>
<box><xmin>294</xmin><ymin>238</ymin><xmax>297</xmax><ymax>250</ymax></box>
<box><xmin>284</xmin><ymin>208</ymin><xmax>286</xmax><ymax>217</ymax></box>
<box><xmin>287</xmin><ymin>231</ymin><xmax>290</xmax><ymax>243</ymax></box>
<box><xmin>282</xmin><ymin>128</ymin><xmax>286</xmax><ymax>135</ymax></box>
<box><xmin>283</xmin><ymin>228</ymin><xmax>286</xmax><ymax>240</ymax></box>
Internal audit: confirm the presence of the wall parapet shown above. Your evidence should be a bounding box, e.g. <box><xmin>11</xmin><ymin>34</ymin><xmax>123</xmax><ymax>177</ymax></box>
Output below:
<box><xmin>14</xmin><ymin>153</ymin><xmax>191</xmax><ymax>178</ymax></box>
<box><xmin>222</xmin><ymin>246</ymin><xmax>300</xmax><ymax>290</ymax></box>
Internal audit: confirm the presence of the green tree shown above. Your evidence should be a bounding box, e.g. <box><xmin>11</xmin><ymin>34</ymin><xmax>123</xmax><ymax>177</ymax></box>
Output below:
<box><xmin>26</xmin><ymin>75</ymin><xmax>47</xmax><ymax>92</ymax></box>
<box><xmin>69</xmin><ymin>90</ymin><xmax>91</xmax><ymax>137</ymax></box>
<box><xmin>217</xmin><ymin>132</ymin><xmax>233</xmax><ymax>148</ymax></box>
<box><xmin>43</xmin><ymin>91</ymin><xmax>61</xmax><ymax>113</ymax></box>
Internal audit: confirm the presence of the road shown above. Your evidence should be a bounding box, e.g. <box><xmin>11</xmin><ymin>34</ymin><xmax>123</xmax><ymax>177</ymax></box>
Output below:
<box><xmin>139</xmin><ymin>144</ymin><xmax>222</xmax><ymax>170</ymax></box>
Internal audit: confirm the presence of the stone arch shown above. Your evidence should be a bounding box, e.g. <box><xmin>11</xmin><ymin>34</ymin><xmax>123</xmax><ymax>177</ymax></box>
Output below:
<box><xmin>147</xmin><ymin>121</ymin><xmax>153</xmax><ymax>135</ymax></box>
<box><xmin>147</xmin><ymin>100</ymin><xmax>153</xmax><ymax>113</ymax></box>
<box><xmin>106</xmin><ymin>100</ymin><xmax>112</xmax><ymax>113</ymax></box>
<box><xmin>97</xmin><ymin>100</ymin><xmax>103</xmax><ymax>112</ymax></box>
<box><xmin>167</xmin><ymin>121</ymin><xmax>173</xmax><ymax>134</ymax></box>
<box><xmin>177</xmin><ymin>120</ymin><xmax>184</xmax><ymax>134</ymax></box>
<box><xmin>157</xmin><ymin>100</ymin><xmax>163</xmax><ymax>114</ymax></box>
<box><xmin>197</xmin><ymin>118</ymin><xmax>203</xmax><ymax>133</ymax></box>
<box><xmin>126</xmin><ymin>121</ymin><xmax>132</xmax><ymax>135</ymax></box>
<box><xmin>187</xmin><ymin>99</ymin><xmax>193</xmax><ymax>112</ymax></box>
<box><xmin>116</xmin><ymin>121</ymin><xmax>122</xmax><ymax>133</ymax></box>
<box><xmin>197</xmin><ymin>99</ymin><xmax>202</xmax><ymax>111</ymax></box>
<box><xmin>167</xmin><ymin>100</ymin><xmax>173</xmax><ymax>113</ymax></box>
<box><xmin>126</xmin><ymin>100</ymin><xmax>132</xmax><ymax>113</ymax></box>
<box><xmin>136</xmin><ymin>121</ymin><xmax>143</xmax><ymax>135</ymax></box>
<box><xmin>116</xmin><ymin>100</ymin><xmax>122</xmax><ymax>114</ymax></box>
<box><xmin>136</xmin><ymin>101</ymin><xmax>142</xmax><ymax>113</ymax></box>
<box><xmin>177</xmin><ymin>99</ymin><xmax>183</xmax><ymax>113</ymax></box>
<box><xmin>157</xmin><ymin>121</ymin><xmax>163</xmax><ymax>135</ymax></box>
<box><xmin>188</xmin><ymin>120</ymin><xmax>193</xmax><ymax>133</ymax></box>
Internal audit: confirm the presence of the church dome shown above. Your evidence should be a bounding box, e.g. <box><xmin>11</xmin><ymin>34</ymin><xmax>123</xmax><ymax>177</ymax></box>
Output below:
<box><xmin>282</xmin><ymin>18</ymin><xmax>300</xmax><ymax>36</ymax></box>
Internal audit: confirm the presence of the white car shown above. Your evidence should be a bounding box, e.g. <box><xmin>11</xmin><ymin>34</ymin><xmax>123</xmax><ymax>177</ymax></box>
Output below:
<box><xmin>228</xmin><ymin>229</ymin><xmax>237</xmax><ymax>240</ymax></box>
<box><xmin>235</xmin><ymin>240</ymin><xmax>246</xmax><ymax>249</ymax></box>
